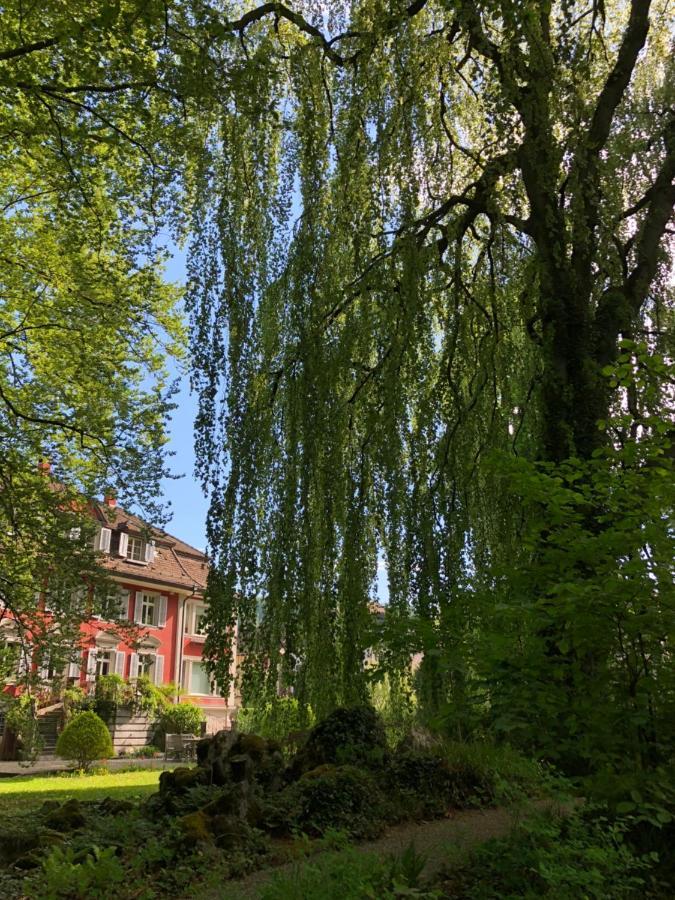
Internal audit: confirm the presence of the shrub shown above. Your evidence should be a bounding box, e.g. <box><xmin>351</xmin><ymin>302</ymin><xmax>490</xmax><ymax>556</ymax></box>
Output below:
<box><xmin>157</xmin><ymin>702</ymin><xmax>204</xmax><ymax>743</ymax></box>
<box><xmin>134</xmin><ymin>675</ymin><xmax>171</xmax><ymax>717</ymax></box>
<box><xmin>261</xmin><ymin>843</ymin><xmax>437</xmax><ymax>900</ymax></box>
<box><xmin>237</xmin><ymin>698</ymin><xmax>315</xmax><ymax>744</ymax></box>
<box><xmin>269</xmin><ymin>764</ymin><xmax>384</xmax><ymax>839</ymax></box>
<box><xmin>290</xmin><ymin>705</ymin><xmax>388</xmax><ymax>775</ymax></box>
<box><xmin>63</xmin><ymin>686</ymin><xmax>89</xmax><ymax>721</ymax></box>
<box><xmin>5</xmin><ymin>695</ymin><xmax>43</xmax><ymax>765</ymax></box>
<box><xmin>56</xmin><ymin>712</ymin><xmax>113</xmax><ymax>770</ymax></box>
<box><xmin>95</xmin><ymin>674</ymin><xmax>130</xmax><ymax>705</ymax></box>
<box><xmin>444</xmin><ymin>806</ymin><xmax>656</xmax><ymax>899</ymax></box>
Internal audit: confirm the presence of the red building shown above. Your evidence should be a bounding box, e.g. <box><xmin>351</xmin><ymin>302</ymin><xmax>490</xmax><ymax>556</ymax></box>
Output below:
<box><xmin>72</xmin><ymin>497</ymin><xmax>236</xmax><ymax>732</ymax></box>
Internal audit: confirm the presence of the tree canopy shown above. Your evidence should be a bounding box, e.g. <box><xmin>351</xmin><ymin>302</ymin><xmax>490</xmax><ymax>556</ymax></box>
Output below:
<box><xmin>0</xmin><ymin>0</ymin><xmax>673</xmax><ymax>776</ymax></box>
<box><xmin>0</xmin><ymin>1</ymin><xmax>187</xmax><ymax>686</ymax></box>
<box><xmin>181</xmin><ymin>0</ymin><xmax>675</xmax><ymax>763</ymax></box>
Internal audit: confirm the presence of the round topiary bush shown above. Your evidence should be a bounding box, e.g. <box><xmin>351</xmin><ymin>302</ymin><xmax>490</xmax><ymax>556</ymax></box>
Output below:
<box><xmin>55</xmin><ymin>711</ymin><xmax>113</xmax><ymax>770</ymax></box>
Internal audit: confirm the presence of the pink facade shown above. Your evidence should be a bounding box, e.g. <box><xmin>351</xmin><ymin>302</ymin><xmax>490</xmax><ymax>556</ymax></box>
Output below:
<box><xmin>2</xmin><ymin>497</ymin><xmax>236</xmax><ymax>733</ymax></box>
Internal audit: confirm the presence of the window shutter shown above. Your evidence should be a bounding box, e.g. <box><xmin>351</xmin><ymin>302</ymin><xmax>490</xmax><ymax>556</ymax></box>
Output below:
<box><xmin>144</xmin><ymin>539</ymin><xmax>155</xmax><ymax>564</ymax></box>
<box><xmin>68</xmin><ymin>659</ymin><xmax>81</xmax><ymax>679</ymax></box>
<box><xmin>133</xmin><ymin>593</ymin><xmax>145</xmax><ymax>625</ymax></box>
<box><xmin>154</xmin><ymin>654</ymin><xmax>164</xmax><ymax>686</ymax></box>
<box><xmin>114</xmin><ymin>650</ymin><xmax>126</xmax><ymax>676</ymax></box>
<box><xmin>129</xmin><ymin>653</ymin><xmax>139</xmax><ymax>679</ymax></box>
<box><xmin>38</xmin><ymin>657</ymin><xmax>50</xmax><ymax>681</ymax></box>
<box><xmin>118</xmin><ymin>532</ymin><xmax>129</xmax><ymax>558</ymax></box>
<box><xmin>17</xmin><ymin>648</ymin><xmax>31</xmax><ymax>679</ymax></box>
<box><xmin>86</xmin><ymin>649</ymin><xmax>97</xmax><ymax>682</ymax></box>
<box><xmin>118</xmin><ymin>589</ymin><xmax>130</xmax><ymax>619</ymax></box>
<box><xmin>157</xmin><ymin>595</ymin><xmax>168</xmax><ymax>628</ymax></box>
<box><xmin>95</xmin><ymin>527</ymin><xmax>111</xmax><ymax>553</ymax></box>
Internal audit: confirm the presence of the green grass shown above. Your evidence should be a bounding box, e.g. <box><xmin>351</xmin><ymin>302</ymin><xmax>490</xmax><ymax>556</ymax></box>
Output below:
<box><xmin>0</xmin><ymin>769</ymin><xmax>163</xmax><ymax>815</ymax></box>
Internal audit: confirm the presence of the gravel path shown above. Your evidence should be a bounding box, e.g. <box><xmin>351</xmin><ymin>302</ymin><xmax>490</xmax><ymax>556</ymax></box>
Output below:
<box><xmin>200</xmin><ymin>799</ymin><xmax>573</xmax><ymax>899</ymax></box>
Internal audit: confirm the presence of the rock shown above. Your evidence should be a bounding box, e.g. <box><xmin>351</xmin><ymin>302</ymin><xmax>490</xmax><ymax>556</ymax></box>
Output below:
<box><xmin>13</xmin><ymin>852</ymin><xmax>42</xmax><ymax>870</ymax></box>
<box><xmin>39</xmin><ymin>800</ymin><xmax>61</xmax><ymax>815</ymax></box>
<box><xmin>159</xmin><ymin>765</ymin><xmax>208</xmax><ymax>796</ymax></box>
<box><xmin>179</xmin><ymin>810</ymin><xmax>212</xmax><ymax>845</ymax></box>
<box><xmin>43</xmin><ymin>798</ymin><xmax>86</xmax><ymax>831</ymax></box>
<box><xmin>98</xmin><ymin>797</ymin><xmax>135</xmax><ymax>815</ymax></box>
<box><xmin>229</xmin><ymin>753</ymin><xmax>253</xmax><ymax>783</ymax></box>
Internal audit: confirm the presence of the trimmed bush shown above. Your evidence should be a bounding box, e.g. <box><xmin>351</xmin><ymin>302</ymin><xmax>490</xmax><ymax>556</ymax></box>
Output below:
<box><xmin>55</xmin><ymin>712</ymin><xmax>113</xmax><ymax>770</ymax></box>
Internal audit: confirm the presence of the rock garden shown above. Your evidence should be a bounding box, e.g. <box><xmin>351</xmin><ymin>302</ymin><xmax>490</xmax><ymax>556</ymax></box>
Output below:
<box><xmin>0</xmin><ymin>705</ymin><xmax>548</xmax><ymax>898</ymax></box>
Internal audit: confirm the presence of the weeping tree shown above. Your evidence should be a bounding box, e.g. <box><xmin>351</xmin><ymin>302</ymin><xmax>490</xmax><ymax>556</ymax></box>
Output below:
<box><xmin>189</xmin><ymin>0</ymin><xmax>675</xmax><ymax>744</ymax></box>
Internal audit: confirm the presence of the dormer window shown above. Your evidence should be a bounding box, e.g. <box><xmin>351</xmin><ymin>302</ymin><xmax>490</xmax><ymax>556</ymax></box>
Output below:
<box><xmin>127</xmin><ymin>536</ymin><xmax>145</xmax><ymax>562</ymax></box>
<box><xmin>117</xmin><ymin>532</ymin><xmax>155</xmax><ymax>564</ymax></box>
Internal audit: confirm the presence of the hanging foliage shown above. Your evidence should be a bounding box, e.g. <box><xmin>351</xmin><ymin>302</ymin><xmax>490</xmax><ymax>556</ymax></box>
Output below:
<box><xmin>185</xmin><ymin>2</ymin><xmax>674</xmax><ymax>737</ymax></box>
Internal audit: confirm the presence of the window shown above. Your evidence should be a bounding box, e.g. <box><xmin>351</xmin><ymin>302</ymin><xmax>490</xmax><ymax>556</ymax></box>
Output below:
<box><xmin>184</xmin><ymin>603</ymin><xmax>208</xmax><ymax>638</ymax></box>
<box><xmin>183</xmin><ymin>660</ymin><xmax>216</xmax><ymax>696</ymax></box>
<box><xmin>93</xmin><ymin>585</ymin><xmax>128</xmax><ymax>621</ymax></box>
<box><xmin>127</xmin><ymin>536</ymin><xmax>145</xmax><ymax>562</ymax></box>
<box><xmin>96</xmin><ymin>650</ymin><xmax>113</xmax><ymax>677</ymax></box>
<box><xmin>140</xmin><ymin>592</ymin><xmax>156</xmax><ymax>626</ymax></box>
<box><xmin>137</xmin><ymin>653</ymin><xmax>155</xmax><ymax>678</ymax></box>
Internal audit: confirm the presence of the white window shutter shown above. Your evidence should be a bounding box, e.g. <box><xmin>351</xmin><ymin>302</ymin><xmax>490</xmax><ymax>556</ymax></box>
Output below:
<box><xmin>118</xmin><ymin>532</ymin><xmax>129</xmax><ymax>558</ymax></box>
<box><xmin>86</xmin><ymin>649</ymin><xmax>97</xmax><ymax>682</ymax></box>
<box><xmin>133</xmin><ymin>593</ymin><xmax>145</xmax><ymax>624</ymax></box>
<box><xmin>129</xmin><ymin>652</ymin><xmax>139</xmax><ymax>679</ymax></box>
<box><xmin>95</xmin><ymin>527</ymin><xmax>111</xmax><ymax>553</ymax></box>
<box><xmin>114</xmin><ymin>650</ymin><xmax>126</xmax><ymax>676</ymax></box>
<box><xmin>144</xmin><ymin>539</ymin><xmax>155</xmax><ymax>564</ymax></box>
<box><xmin>17</xmin><ymin>648</ymin><xmax>31</xmax><ymax>678</ymax></box>
<box><xmin>118</xmin><ymin>589</ymin><xmax>130</xmax><ymax>619</ymax></box>
<box><xmin>68</xmin><ymin>659</ymin><xmax>81</xmax><ymax>679</ymax></box>
<box><xmin>157</xmin><ymin>595</ymin><xmax>168</xmax><ymax>628</ymax></box>
<box><xmin>154</xmin><ymin>654</ymin><xmax>164</xmax><ymax>685</ymax></box>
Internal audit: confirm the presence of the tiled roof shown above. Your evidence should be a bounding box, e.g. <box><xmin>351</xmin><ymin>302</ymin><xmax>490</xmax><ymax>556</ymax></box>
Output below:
<box><xmin>91</xmin><ymin>502</ymin><xmax>209</xmax><ymax>593</ymax></box>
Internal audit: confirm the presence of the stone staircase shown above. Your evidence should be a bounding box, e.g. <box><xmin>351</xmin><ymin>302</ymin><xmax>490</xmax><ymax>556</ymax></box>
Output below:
<box><xmin>37</xmin><ymin>709</ymin><xmax>61</xmax><ymax>755</ymax></box>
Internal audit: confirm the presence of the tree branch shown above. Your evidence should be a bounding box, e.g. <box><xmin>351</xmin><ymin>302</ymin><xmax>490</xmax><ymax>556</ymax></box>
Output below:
<box><xmin>587</xmin><ymin>0</ymin><xmax>652</xmax><ymax>153</ymax></box>
<box><xmin>0</xmin><ymin>37</ymin><xmax>58</xmax><ymax>62</ymax></box>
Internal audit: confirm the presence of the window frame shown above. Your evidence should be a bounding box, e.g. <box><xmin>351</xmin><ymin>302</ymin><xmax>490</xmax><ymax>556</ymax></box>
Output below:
<box><xmin>140</xmin><ymin>592</ymin><xmax>156</xmax><ymax>626</ymax></box>
<box><xmin>126</xmin><ymin>536</ymin><xmax>145</xmax><ymax>562</ymax></box>
<box><xmin>182</xmin><ymin>657</ymin><xmax>218</xmax><ymax>697</ymax></box>
<box><xmin>184</xmin><ymin>602</ymin><xmax>208</xmax><ymax>639</ymax></box>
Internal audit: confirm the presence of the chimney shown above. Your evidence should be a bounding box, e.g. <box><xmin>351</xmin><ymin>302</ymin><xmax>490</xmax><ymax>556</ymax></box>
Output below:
<box><xmin>104</xmin><ymin>494</ymin><xmax>117</xmax><ymax>509</ymax></box>
<box><xmin>37</xmin><ymin>459</ymin><xmax>51</xmax><ymax>475</ymax></box>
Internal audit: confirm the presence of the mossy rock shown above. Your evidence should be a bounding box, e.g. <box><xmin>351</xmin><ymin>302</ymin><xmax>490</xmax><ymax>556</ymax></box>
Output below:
<box><xmin>1</xmin><ymin>829</ymin><xmax>64</xmax><ymax>865</ymax></box>
<box><xmin>300</xmin><ymin>764</ymin><xmax>338</xmax><ymax>780</ymax></box>
<box><xmin>234</xmin><ymin>733</ymin><xmax>268</xmax><ymax>760</ymax></box>
<box><xmin>97</xmin><ymin>796</ymin><xmax>135</xmax><ymax>815</ymax></box>
<box><xmin>179</xmin><ymin>811</ymin><xmax>212</xmax><ymax>846</ymax></box>
<box><xmin>159</xmin><ymin>765</ymin><xmax>208</xmax><ymax>796</ymax></box>
<box><xmin>43</xmin><ymin>798</ymin><xmax>87</xmax><ymax>831</ymax></box>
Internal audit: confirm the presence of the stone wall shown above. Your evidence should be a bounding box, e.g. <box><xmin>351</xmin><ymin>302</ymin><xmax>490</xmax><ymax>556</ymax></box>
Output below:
<box><xmin>107</xmin><ymin>706</ymin><xmax>155</xmax><ymax>752</ymax></box>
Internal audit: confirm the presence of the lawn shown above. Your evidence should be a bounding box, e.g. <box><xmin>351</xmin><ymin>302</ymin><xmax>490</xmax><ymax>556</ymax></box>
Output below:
<box><xmin>0</xmin><ymin>769</ymin><xmax>164</xmax><ymax>816</ymax></box>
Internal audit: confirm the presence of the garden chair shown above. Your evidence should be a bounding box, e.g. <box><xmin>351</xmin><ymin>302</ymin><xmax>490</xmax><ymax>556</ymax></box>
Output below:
<box><xmin>180</xmin><ymin>732</ymin><xmax>200</xmax><ymax>760</ymax></box>
<box><xmin>164</xmin><ymin>733</ymin><xmax>188</xmax><ymax>761</ymax></box>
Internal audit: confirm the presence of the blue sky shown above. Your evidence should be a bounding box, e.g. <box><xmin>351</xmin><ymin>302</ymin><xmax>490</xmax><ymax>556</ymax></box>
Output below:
<box><xmin>158</xmin><ymin>247</ymin><xmax>209</xmax><ymax>551</ymax></box>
